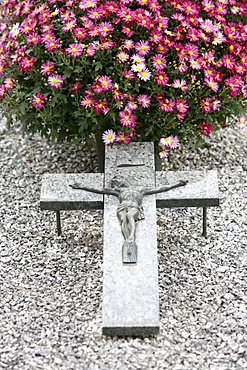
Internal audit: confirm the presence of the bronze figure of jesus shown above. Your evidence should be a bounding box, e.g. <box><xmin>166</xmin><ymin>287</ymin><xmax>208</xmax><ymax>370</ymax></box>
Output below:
<box><xmin>70</xmin><ymin>175</ymin><xmax>187</xmax><ymax>264</ymax></box>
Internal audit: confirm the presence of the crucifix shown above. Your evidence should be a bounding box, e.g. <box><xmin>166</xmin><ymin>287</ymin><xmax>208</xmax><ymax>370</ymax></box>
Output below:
<box><xmin>40</xmin><ymin>142</ymin><xmax>219</xmax><ymax>337</ymax></box>
<box><xmin>70</xmin><ymin>175</ymin><xmax>187</xmax><ymax>264</ymax></box>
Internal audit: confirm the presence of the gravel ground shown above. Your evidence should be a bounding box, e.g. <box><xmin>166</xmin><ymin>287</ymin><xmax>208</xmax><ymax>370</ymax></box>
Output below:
<box><xmin>0</xmin><ymin>117</ymin><xmax>246</xmax><ymax>370</ymax></box>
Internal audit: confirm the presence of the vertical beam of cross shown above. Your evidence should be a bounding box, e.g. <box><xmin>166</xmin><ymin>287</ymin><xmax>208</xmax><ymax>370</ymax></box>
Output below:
<box><xmin>102</xmin><ymin>142</ymin><xmax>160</xmax><ymax>336</ymax></box>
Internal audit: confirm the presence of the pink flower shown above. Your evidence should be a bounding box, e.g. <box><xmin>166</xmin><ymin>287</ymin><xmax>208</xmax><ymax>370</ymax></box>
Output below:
<box><xmin>85</xmin><ymin>44</ymin><xmax>96</xmax><ymax>57</ymax></box>
<box><xmin>27</xmin><ymin>32</ymin><xmax>41</xmax><ymax>45</ymax></box>
<box><xmin>97</xmin><ymin>22</ymin><xmax>113</xmax><ymax>37</ymax></box>
<box><xmin>122</xmin><ymin>25</ymin><xmax>134</xmax><ymax>37</ymax></box>
<box><xmin>159</xmin><ymin>148</ymin><xmax>169</xmax><ymax>159</ymax></box>
<box><xmin>172</xmin><ymin>79</ymin><xmax>188</xmax><ymax>92</ymax></box>
<box><xmin>135</xmin><ymin>40</ymin><xmax>150</xmax><ymax>56</ymax></box>
<box><xmin>73</xmin><ymin>28</ymin><xmax>87</xmax><ymax>40</ymax></box>
<box><xmin>115</xmin><ymin>132</ymin><xmax>132</xmax><ymax>144</ymax></box>
<box><xmin>116</xmin><ymin>51</ymin><xmax>129</xmax><ymax>63</ymax></box>
<box><xmin>202</xmin><ymin>0</ymin><xmax>215</xmax><ymax>12</ymax></box>
<box><xmin>212</xmin><ymin>99</ymin><xmax>221</xmax><ymax>111</ymax></box>
<box><xmin>221</xmin><ymin>54</ymin><xmax>236</xmax><ymax>70</ymax></box>
<box><xmin>32</xmin><ymin>92</ymin><xmax>46</xmax><ymax>109</ymax></box>
<box><xmin>44</xmin><ymin>38</ymin><xmax>60</xmax><ymax>51</ymax></box>
<box><xmin>169</xmin><ymin>135</ymin><xmax>180</xmax><ymax>149</ymax></box>
<box><xmin>237</xmin><ymin>115</ymin><xmax>247</xmax><ymax>131</ymax></box>
<box><xmin>79</xmin><ymin>0</ymin><xmax>98</xmax><ymax>10</ymax></box>
<box><xmin>138</xmin><ymin>68</ymin><xmax>151</xmax><ymax>81</ymax></box>
<box><xmin>69</xmin><ymin>81</ymin><xmax>81</xmax><ymax>91</ymax></box>
<box><xmin>159</xmin><ymin>99</ymin><xmax>175</xmax><ymax>113</ymax></box>
<box><xmin>18</xmin><ymin>56</ymin><xmax>36</xmax><ymax>72</ymax></box>
<box><xmin>98</xmin><ymin>75</ymin><xmax>112</xmax><ymax>91</ymax></box>
<box><xmin>48</xmin><ymin>74</ymin><xmax>64</xmax><ymax>89</ymax></box>
<box><xmin>127</xmin><ymin>99</ymin><xmax>138</xmax><ymax>111</ymax></box>
<box><xmin>151</xmin><ymin>54</ymin><xmax>166</xmax><ymax>70</ymax></box>
<box><xmin>155</xmin><ymin>71</ymin><xmax>168</xmax><ymax>86</ymax></box>
<box><xmin>199</xmin><ymin>122</ymin><xmax>213</xmax><ymax>136</ymax></box>
<box><xmin>176</xmin><ymin>99</ymin><xmax>189</xmax><ymax>113</ymax></box>
<box><xmin>0</xmin><ymin>85</ymin><xmax>6</xmax><ymax>99</ymax></box>
<box><xmin>80</xmin><ymin>95</ymin><xmax>95</xmax><ymax>108</ymax></box>
<box><xmin>119</xmin><ymin>110</ymin><xmax>136</xmax><ymax>127</ymax></box>
<box><xmin>66</xmin><ymin>43</ymin><xmax>83</xmax><ymax>57</ymax></box>
<box><xmin>122</xmin><ymin>70</ymin><xmax>135</xmax><ymax>80</ymax></box>
<box><xmin>200</xmin><ymin>97</ymin><xmax>213</xmax><ymax>113</ymax></box>
<box><xmin>4</xmin><ymin>77</ymin><xmax>15</xmax><ymax>90</ymax></box>
<box><xmin>159</xmin><ymin>137</ymin><xmax>172</xmax><ymax>147</ymax></box>
<box><xmin>137</xmin><ymin>94</ymin><xmax>151</xmax><ymax>108</ymax></box>
<box><xmin>40</xmin><ymin>61</ymin><xmax>55</xmax><ymax>76</ymax></box>
<box><xmin>94</xmin><ymin>100</ymin><xmax>108</xmax><ymax>114</ymax></box>
<box><xmin>204</xmin><ymin>77</ymin><xmax>219</xmax><ymax>92</ymax></box>
<box><xmin>62</xmin><ymin>20</ymin><xmax>76</xmax><ymax>32</ymax></box>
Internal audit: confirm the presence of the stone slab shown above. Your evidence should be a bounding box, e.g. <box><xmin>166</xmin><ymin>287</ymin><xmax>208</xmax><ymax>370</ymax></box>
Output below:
<box><xmin>40</xmin><ymin>173</ymin><xmax>104</xmax><ymax>210</ymax></box>
<box><xmin>156</xmin><ymin>170</ymin><xmax>219</xmax><ymax>208</ymax></box>
<box><xmin>102</xmin><ymin>142</ymin><xmax>160</xmax><ymax>336</ymax></box>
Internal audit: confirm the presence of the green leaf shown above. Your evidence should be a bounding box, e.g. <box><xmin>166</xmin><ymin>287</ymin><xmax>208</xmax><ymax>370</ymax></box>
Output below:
<box><xmin>19</xmin><ymin>102</ymin><xmax>28</xmax><ymax>115</ymax></box>
<box><xmin>63</xmin><ymin>69</ymin><xmax>72</xmax><ymax>79</ymax></box>
<box><xmin>95</xmin><ymin>61</ymin><xmax>103</xmax><ymax>72</ymax></box>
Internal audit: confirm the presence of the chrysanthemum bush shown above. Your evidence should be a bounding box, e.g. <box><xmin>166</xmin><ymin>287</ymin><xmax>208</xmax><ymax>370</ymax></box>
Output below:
<box><xmin>0</xmin><ymin>0</ymin><xmax>247</xmax><ymax>157</ymax></box>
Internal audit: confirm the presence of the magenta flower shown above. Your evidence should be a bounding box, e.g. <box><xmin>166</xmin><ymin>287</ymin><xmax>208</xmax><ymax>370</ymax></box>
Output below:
<box><xmin>94</xmin><ymin>100</ymin><xmax>108</xmax><ymax>114</ymax></box>
<box><xmin>48</xmin><ymin>74</ymin><xmax>64</xmax><ymax>89</ymax></box>
<box><xmin>116</xmin><ymin>51</ymin><xmax>129</xmax><ymax>63</ymax></box>
<box><xmin>115</xmin><ymin>132</ymin><xmax>132</xmax><ymax>144</ymax></box>
<box><xmin>97</xmin><ymin>22</ymin><xmax>113</xmax><ymax>37</ymax></box>
<box><xmin>4</xmin><ymin>77</ymin><xmax>15</xmax><ymax>90</ymax></box>
<box><xmin>32</xmin><ymin>92</ymin><xmax>46</xmax><ymax>109</ymax></box>
<box><xmin>85</xmin><ymin>44</ymin><xmax>96</xmax><ymax>57</ymax></box>
<box><xmin>69</xmin><ymin>81</ymin><xmax>81</xmax><ymax>91</ymax></box>
<box><xmin>44</xmin><ymin>38</ymin><xmax>60</xmax><ymax>51</ymax></box>
<box><xmin>169</xmin><ymin>136</ymin><xmax>180</xmax><ymax>149</ymax></box>
<box><xmin>172</xmin><ymin>79</ymin><xmax>188</xmax><ymax>92</ymax></box>
<box><xmin>237</xmin><ymin>115</ymin><xmax>247</xmax><ymax>131</ymax></box>
<box><xmin>135</xmin><ymin>40</ymin><xmax>150</xmax><ymax>56</ymax></box>
<box><xmin>40</xmin><ymin>61</ymin><xmax>55</xmax><ymax>76</ymax></box>
<box><xmin>151</xmin><ymin>54</ymin><xmax>166</xmax><ymax>70</ymax></box>
<box><xmin>66</xmin><ymin>43</ymin><xmax>83</xmax><ymax>57</ymax></box>
<box><xmin>98</xmin><ymin>75</ymin><xmax>112</xmax><ymax>91</ymax></box>
<box><xmin>119</xmin><ymin>110</ymin><xmax>136</xmax><ymax>127</ymax></box>
<box><xmin>155</xmin><ymin>72</ymin><xmax>168</xmax><ymax>86</ymax></box>
<box><xmin>199</xmin><ymin>122</ymin><xmax>213</xmax><ymax>136</ymax></box>
<box><xmin>137</xmin><ymin>94</ymin><xmax>151</xmax><ymax>108</ymax></box>
<box><xmin>138</xmin><ymin>68</ymin><xmax>151</xmax><ymax>81</ymax></box>
<box><xmin>200</xmin><ymin>97</ymin><xmax>213</xmax><ymax>113</ymax></box>
<box><xmin>159</xmin><ymin>98</ymin><xmax>175</xmax><ymax>113</ymax></box>
<box><xmin>80</xmin><ymin>96</ymin><xmax>95</xmax><ymax>108</ymax></box>
<box><xmin>122</xmin><ymin>70</ymin><xmax>135</xmax><ymax>80</ymax></box>
<box><xmin>1</xmin><ymin>0</ymin><xmax>247</xmax><ymax>158</ymax></box>
<box><xmin>204</xmin><ymin>77</ymin><xmax>219</xmax><ymax>92</ymax></box>
<box><xmin>176</xmin><ymin>99</ymin><xmax>189</xmax><ymax>114</ymax></box>
<box><xmin>159</xmin><ymin>148</ymin><xmax>169</xmax><ymax>159</ymax></box>
<box><xmin>73</xmin><ymin>28</ymin><xmax>87</xmax><ymax>41</ymax></box>
<box><xmin>0</xmin><ymin>85</ymin><xmax>6</xmax><ymax>99</ymax></box>
<box><xmin>18</xmin><ymin>56</ymin><xmax>36</xmax><ymax>72</ymax></box>
<box><xmin>62</xmin><ymin>20</ymin><xmax>76</xmax><ymax>32</ymax></box>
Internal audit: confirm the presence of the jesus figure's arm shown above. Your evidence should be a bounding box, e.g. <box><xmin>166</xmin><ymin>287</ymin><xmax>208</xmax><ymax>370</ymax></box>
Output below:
<box><xmin>70</xmin><ymin>183</ymin><xmax>119</xmax><ymax>197</ymax></box>
<box><xmin>142</xmin><ymin>180</ymin><xmax>188</xmax><ymax>196</ymax></box>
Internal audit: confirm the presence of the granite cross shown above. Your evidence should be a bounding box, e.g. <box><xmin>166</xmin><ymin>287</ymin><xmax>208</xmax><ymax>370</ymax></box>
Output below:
<box><xmin>40</xmin><ymin>142</ymin><xmax>219</xmax><ymax>337</ymax></box>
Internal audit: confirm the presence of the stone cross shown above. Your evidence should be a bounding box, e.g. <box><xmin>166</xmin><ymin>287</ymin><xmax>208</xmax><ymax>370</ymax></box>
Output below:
<box><xmin>40</xmin><ymin>142</ymin><xmax>219</xmax><ymax>337</ymax></box>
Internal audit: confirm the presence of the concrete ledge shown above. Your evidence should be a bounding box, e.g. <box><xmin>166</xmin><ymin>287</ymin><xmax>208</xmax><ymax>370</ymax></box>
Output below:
<box><xmin>103</xmin><ymin>325</ymin><xmax>160</xmax><ymax>337</ymax></box>
<box><xmin>40</xmin><ymin>173</ymin><xmax>104</xmax><ymax>210</ymax></box>
<box><xmin>156</xmin><ymin>170</ymin><xmax>219</xmax><ymax>208</ymax></box>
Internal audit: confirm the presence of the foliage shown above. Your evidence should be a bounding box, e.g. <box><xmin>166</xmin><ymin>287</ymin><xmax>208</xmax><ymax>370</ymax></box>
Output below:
<box><xmin>0</xmin><ymin>0</ymin><xmax>247</xmax><ymax>156</ymax></box>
